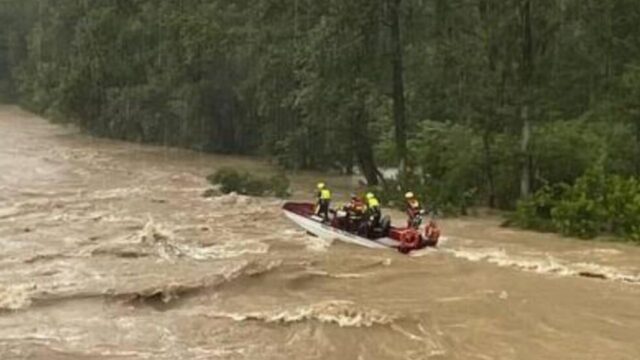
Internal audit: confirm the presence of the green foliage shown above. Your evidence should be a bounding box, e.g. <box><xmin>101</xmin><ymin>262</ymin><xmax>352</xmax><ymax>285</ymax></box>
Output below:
<box><xmin>267</xmin><ymin>173</ymin><xmax>292</xmax><ymax>199</ymax></box>
<box><xmin>531</xmin><ymin>121</ymin><xmax>605</xmax><ymax>185</ymax></box>
<box><xmin>409</xmin><ymin>121</ymin><xmax>482</xmax><ymax>214</ymax></box>
<box><xmin>605</xmin><ymin>176</ymin><xmax>640</xmax><ymax>241</ymax></box>
<box><xmin>364</xmin><ymin>171</ymin><xmax>473</xmax><ymax>216</ymax></box>
<box><xmin>551</xmin><ymin>165</ymin><xmax>610</xmax><ymax>238</ymax></box>
<box><xmin>509</xmin><ymin>184</ymin><xmax>568</xmax><ymax>232</ymax></box>
<box><xmin>2</xmin><ymin>0</ymin><xmax>640</xmax><ymax>243</ymax></box>
<box><xmin>207</xmin><ymin>167</ymin><xmax>290</xmax><ymax>198</ymax></box>
<box><xmin>513</xmin><ymin>164</ymin><xmax>640</xmax><ymax>242</ymax></box>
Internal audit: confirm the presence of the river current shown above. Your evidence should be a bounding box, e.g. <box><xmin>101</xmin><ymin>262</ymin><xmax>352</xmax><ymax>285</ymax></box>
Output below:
<box><xmin>1</xmin><ymin>106</ymin><xmax>639</xmax><ymax>360</ymax></box>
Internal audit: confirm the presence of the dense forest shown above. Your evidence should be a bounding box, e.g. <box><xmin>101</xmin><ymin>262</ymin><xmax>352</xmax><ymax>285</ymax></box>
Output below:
<box><xmin>1</xmin><ymin>1</ymin><xmax>640</xmax><ymax>240</ymax></box>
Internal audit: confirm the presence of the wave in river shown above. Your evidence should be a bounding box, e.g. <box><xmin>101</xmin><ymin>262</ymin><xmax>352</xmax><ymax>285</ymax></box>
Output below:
<box><xmin>1</xmin><ymin>258</ymin><xmax>283</xmax><ymax>311</ymax></box>
<box><xmin>119</xmin><ymin>263</ymin><xmax>283</xmax><ymax>306</ymax></box>
<box><xmin>439</xmin><ymin>247</ymin><xmax>640</xmax><ymax>284</ymax></box>
<box><xmin>207</xmin><ymin>300</ymin><xmax>396</xmax><ymax>328</ymax></box>
<box><xmin>91</xmin><ymin>218</ymin><xmax>270</xmax><ymax>261</ymax></box>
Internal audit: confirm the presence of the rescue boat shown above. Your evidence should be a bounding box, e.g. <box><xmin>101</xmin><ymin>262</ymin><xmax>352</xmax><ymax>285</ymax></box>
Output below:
<box><xmin>282</xmin><ymin>202</ymin><xmax>439</xmax><ymax>253</ymax></box>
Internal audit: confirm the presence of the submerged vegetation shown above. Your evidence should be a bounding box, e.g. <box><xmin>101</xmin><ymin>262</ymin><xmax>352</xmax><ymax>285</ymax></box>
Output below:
<box><xmin>207</xmin><ymin>167</ymin><xmax>290</xmax><ymax>198</ymax></box>
<box><xmin>1</xmin><ymin>1</ymin><xmax>640</xmax><ymax>241</ymax></box>
<box><xmin>511</xmin><ymin>164</ymin><xmax>640</xmax><ymax>242</ymax></box>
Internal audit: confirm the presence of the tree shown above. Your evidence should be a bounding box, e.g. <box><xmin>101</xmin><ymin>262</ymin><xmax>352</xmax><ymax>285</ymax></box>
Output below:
<box><xmin>387</xmin><ymin>0</ymin><xmax>408</xmax><ymax>173</ymax></box>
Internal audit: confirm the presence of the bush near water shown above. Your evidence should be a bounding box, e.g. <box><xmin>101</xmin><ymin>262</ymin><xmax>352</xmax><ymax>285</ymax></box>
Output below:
<box><xmin>510</xmin><ymin>164</ymin><xmax>640</xmax><ymax>243</ymax></box>
<box><xmin>207</xmin><ymin>167</ymin><xmax>290</xmax><ymax>199</ymax></box>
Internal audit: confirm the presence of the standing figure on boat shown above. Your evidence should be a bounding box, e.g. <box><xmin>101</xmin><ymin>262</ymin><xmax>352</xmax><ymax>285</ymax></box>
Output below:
<box><xmin>365</xmin><ymin>192</ymin><xmax>381</xmax><ymax>228</ymax></box>
<box><xmin>315</xmin><ymin>182</ymin><xmax>332</xmax><ymax>222</ymax></box>
<box><xmin>405</xmin><ymin>192</ymin><xmax>424</xmax><ymax>228</ymax></box>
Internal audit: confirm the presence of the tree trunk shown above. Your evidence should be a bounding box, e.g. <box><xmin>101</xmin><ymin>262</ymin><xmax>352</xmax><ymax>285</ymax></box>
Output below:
<box><xmin>519</xmin><ymin>0</ymin><xmax>533</xmax><ymax>198</ymax></box>
<box><xmin>352</xmin><ymin>109</ymin><xmax>379</xmax><ymax>186</ymax></box>
<box><xmin>520</xmin><ymin>105</ymin><xmax>531</xmax><ymax>198</ymax></box>
<box><xmin>482</xmin><ymin>131</ymin><xmax>497</xmax><ymax>208</ymax></box>
<box><xmin>636</xmin><ymin>116</ymin><xmax>640</xmax><ymax>176</ymax></box>
<box><xmin>389</xmin><ymin>0</ymin><xmax>408</xmax><ymax>172</ymax></box>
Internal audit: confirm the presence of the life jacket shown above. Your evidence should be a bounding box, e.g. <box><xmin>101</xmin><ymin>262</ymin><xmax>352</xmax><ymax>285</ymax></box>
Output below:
<box><xmin>407</xmin><ymin>198</ymin><xmax>422</xmax><ymax>219</ymax></box>
<box><xmin>407</xmin><ymin>199</ymin><xmax>420</xmax><ymax>209</ymax></box>
<box><xmin>367</xmin><ymin>197</ymin><xmax>380</xmax><ymax>209</ymax></box>
<box><xmin>318</xmin><ymin>189</ymin><xmax>332</xmax><ymax>200</ymax></box>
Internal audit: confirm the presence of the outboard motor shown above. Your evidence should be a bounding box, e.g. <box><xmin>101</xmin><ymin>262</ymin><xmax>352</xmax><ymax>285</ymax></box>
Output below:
<box><xmin>331</xmin><ymin>209</ymin><xmax>348</xmax><ymax>229</ymax></box>
<box><xmin>368</xmin><ymin>215</ymin><xmax>391</xmax><ymax>239</ymax></box>
<box><xmin>379</xmin><ymin>215</ymin><xmax>391</xmax><ymax>237</ymax></box>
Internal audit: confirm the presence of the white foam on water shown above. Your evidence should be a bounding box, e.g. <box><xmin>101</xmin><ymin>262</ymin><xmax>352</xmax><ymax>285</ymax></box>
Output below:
<box><xmin>388</xmin><ymin>322</ymin><xmax>447</xmax><ymax>358</ymax></box>
<box><xmin>304</xmin><ymin>235</ymin><xmax>334</xmax><ymax>252</ymax></box>
<box><xmin>88</xmin><ymin>187</ymin><xmax>150</xmax><ymax>200</ymax></box>
<box><xmin>566</xmin><ymin>248</ymin><xmax>623</xmax><ymax>256</ymax></box>
<box><xmin>280</xmin><ymin>228</ymin><xmax>334</xmax><ymax>252</ymax></box>
<box><xmin>207</xmin><ymin>192</ymin><xmax>246</xmax><ymax>207</ymax></box>
<box><xmin>208</xmin><ymin>300</ymin><xmax>396</xmax><ymax>327</ymax></box>
<box><xmin>0</xmin><ymin>284</ymin><xmax>34</xmax><ymax>310</ymax></box>
<box><xmin>304</xmin><ymin>269</ymin><xmax>367</xmax><ymax>279</ymax></box>
<box><xmin>409</xmin><ymin>247</ymin><xmax>438</xmax><ymax>258</ymax></box>
<box><xmin>436</xmin><ymin>236</ymin><xmax>450</xmax><ymax>246</ymax></box>
<box><xmin>441</xmin><ymin>247</ymin><xmax>640</xmax><ymax>284</ymax></box>
<box><xmin>136</xmin><ymin>218</ymin><xmax>270</xmax><ymax>261</ymax></box>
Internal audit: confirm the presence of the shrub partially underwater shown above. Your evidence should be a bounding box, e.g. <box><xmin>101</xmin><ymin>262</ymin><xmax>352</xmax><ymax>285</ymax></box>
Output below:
<box><xmin>509</xmin><ymin>164</ymin><xmax>640</xmax><ymax>243</ymax></box>
<box><xmin>207</xmin><ymin>167</ymin><xmax>290</xmax><ymax>198</ymax></box>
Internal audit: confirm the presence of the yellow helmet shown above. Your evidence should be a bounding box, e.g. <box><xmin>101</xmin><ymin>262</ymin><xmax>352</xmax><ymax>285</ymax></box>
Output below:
<box><xmin>317</xmin><ymin>182</ymin><xmax>325</xmax><ymax>190</ymax></box>
<box><xmin>366</xmin><ymin>192</ymin><xmax>375</xmax><ymax>199</ymax></box>
<box><xmin>405</xmin><ymin>192</ymin><xmax>414</xmax><ymax>199</ymax></box>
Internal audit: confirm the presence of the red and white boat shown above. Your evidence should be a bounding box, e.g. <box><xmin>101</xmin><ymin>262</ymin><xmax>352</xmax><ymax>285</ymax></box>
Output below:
<box><xmin>282</xmin><ymin>202</ymin><xmax>440</xmax><ymax>253</ymax></box>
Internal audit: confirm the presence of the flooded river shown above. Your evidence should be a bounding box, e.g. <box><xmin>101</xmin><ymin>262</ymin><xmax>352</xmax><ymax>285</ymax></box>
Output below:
<box><xmin>1</xmin><ymin>106</ymin><xmax>639</xmax><ymax>359</ymax></box>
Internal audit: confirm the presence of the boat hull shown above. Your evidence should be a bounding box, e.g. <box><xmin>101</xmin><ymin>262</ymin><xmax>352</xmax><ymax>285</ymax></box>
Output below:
<box><xmin>282</xmin><ymin>202</ymin><xmax>440</xmax><ymax>251</ymax></box>
<box><xmin>283</xmin><ymin>207</ymin><xmax>397</xmax><ymax>249</ymax></box>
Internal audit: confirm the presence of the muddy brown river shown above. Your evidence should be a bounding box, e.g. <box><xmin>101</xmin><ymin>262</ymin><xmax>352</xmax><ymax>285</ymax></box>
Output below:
<box><xmin>1</xmin><ymin>105</ymin><xmax>639</xmax><ymax>360</ymax></box>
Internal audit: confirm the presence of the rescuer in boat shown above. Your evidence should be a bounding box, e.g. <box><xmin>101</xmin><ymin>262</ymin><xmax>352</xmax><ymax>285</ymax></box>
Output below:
<box><xmin>365</xmin><ymin>192</ymin><xmax>381</xmax><ymax>229</ymax></box>
<box><xmin>315</xmin><ymin>182</ymin><xmax>332</xmax><ymax>222</ymax></box>
<box><xmin>405</xmin><ymin>192</ymin><xmax>424</xmax><ymax>228</ymax></box>
<box><xmin>343</xmin><ymin>193</ymin><xmax>367</xmax><ymax>234</ymax></box>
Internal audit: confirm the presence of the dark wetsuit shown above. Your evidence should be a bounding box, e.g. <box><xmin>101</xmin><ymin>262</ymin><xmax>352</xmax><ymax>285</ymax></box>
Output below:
<box><xmin>316</xmin><ymin>188</ymin><xmax>332</xmax><ymax>222</ymax></box>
